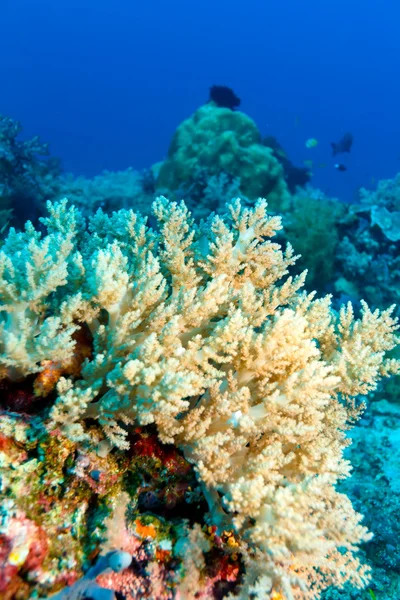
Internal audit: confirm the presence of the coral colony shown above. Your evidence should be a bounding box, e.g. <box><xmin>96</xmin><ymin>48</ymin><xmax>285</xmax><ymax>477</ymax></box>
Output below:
<box><xmin>0</xmin><ymin>97</ymin><xmax>400</xmax><ymax>600</ymax></box>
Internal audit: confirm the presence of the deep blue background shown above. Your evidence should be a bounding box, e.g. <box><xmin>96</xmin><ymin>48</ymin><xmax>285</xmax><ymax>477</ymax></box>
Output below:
<box><xmin>1</xmin><ymin>0</ymin><xmax>400</xmax><ymax>202</ymax></box>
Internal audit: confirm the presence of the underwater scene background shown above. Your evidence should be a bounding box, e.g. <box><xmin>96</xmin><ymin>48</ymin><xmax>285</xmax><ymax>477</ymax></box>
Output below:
<box><xmin>0</xmin><ymin>1</ymin><xmax>399</xmax><ymax>599</ymax></box>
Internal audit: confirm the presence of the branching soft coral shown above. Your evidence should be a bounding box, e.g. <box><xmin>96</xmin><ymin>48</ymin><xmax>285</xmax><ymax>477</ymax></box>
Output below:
<box><xmin>0</xmin><ymin>203</ymin><xmax>83</xmax><ymax>380</ymax></box>
<box><xmin>0</xmin><ymin>197</ymin><xmax>398</xmax><ymax>599</ymax></box>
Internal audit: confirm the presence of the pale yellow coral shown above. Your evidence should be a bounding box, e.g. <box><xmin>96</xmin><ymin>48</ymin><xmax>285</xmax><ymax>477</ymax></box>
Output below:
<box><xmin>0</xmin><ymin>203</ymin><xmax>80</xmax><ymax>379</ymax></box>
<box><xmin>1</xmin><ymin>196</ymin><xmax>398</xmax><ymax>598</ymax></box>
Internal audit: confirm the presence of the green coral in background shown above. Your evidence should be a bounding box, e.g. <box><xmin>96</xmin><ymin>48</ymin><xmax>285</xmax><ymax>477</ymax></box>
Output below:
<box><xmin>156</xmin><ymin>103</ymin><xmax>289</xmax><ymax>209</ymax></box>
<box><xmin>281</xmin><ymin>189</ymin><xmax>345</xmax><ymax>294</ymax></box>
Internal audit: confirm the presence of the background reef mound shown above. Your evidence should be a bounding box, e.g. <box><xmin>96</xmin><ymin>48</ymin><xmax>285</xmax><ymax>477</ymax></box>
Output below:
<box><xmin>155</xmin><ymin>103</ymin><xmax>290</xmax><ymax>208</ymax></box>
<box><xmin>0</xmin><ymin>197</ymin><xmax>398</xmax><ymax>599</ymax></box>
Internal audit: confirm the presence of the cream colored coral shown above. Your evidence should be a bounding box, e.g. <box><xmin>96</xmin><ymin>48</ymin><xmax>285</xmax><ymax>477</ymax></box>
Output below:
<box><xmin>1</xmin><ymin>197</ymin><xmax>398</xmax><ymax>598</ymax></box>
<box><xmin>0</xmin><ymin>200</ymin><xmax>81</xmax><ymax>379</ymax></box>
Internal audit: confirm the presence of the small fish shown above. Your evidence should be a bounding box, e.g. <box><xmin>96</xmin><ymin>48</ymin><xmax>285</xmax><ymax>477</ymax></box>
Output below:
<box><xmin>305</xmin><ymin>138</ymin><xmax>318</xmax><ymax>149</ymax></box>
<box><xmin>331</xmin><ymin>132</ymin><xmax>353</xmax><ymax>155</ymax></box>
<box><xmin>368</xmin><ymin>590</ymin><xmax>377</xmax><ymax>600</ymax></box>
<box><xmin>303</xmin><ymin>159</ymin><xmax>313</xmax><ymax>168</ymax></box>
<box><xmin>334</xmin><ymin>163</ymin><xmax>347</xmax><ymax>172</ymax></box>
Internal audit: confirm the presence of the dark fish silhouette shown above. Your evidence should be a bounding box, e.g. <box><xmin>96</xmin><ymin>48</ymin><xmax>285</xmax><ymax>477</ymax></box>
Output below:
<box><xmin>334</xmin><ymin>163</ymin><xmax>347</xmax><ymax>172</ymax></box>
<box><xmin>331</xmin><ymin>132</ymin><xmax>353</xmax><ymax>156</ymax></box>
<box><xmin>209</xmin><ymin>85</ymin><xmax>241</xmax><ymax>110</ymax></box>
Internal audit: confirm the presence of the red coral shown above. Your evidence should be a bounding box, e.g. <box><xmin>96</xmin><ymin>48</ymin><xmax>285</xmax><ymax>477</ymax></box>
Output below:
<box><xmin>130</xmin><ymin>429</ymin><xmax>191</xmax><ymax>477</ymax></box>
<box><xmin>23</xmin><ymin>524</ymin><xmax>48</xmax><ymax>572</ymax></box>
<box><xmin>0</xmin><ymin>434</ymin><xmax>12</xmax><ymax>452</ymax></box>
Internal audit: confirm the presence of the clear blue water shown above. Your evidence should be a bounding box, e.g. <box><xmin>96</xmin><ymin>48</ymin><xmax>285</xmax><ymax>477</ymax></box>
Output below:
<box><xmin>2</xmin><ymin>0</ymin><xmax>400</xmax><ymax>203</ymax></box>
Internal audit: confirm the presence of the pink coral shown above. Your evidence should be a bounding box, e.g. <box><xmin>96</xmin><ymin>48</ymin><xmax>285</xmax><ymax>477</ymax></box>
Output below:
<box><xmin>0</xmin><ymin>511</ymin><xmax>48</xmax><ymax>592</ymax></box>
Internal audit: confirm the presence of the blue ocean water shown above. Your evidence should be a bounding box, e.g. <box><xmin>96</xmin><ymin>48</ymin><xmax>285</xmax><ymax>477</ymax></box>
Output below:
<box><xmin>1</xmin><ymin>0</ymin><xmax>400</xmax><ymax>202</ymax></box>
<box><xmin>1</xmin><ymin>3</ymin><xmax>400</xmax><ymax>599</ymax></box>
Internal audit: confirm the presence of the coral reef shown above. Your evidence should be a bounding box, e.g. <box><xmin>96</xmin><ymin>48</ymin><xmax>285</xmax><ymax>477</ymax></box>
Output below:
<box><xmin>321</xmin><ymin>399</ymin><xmax>400</xmax><ymax>600</ymax></box>
<box><xmin>0</xmin><ymin>197</ymin><xmax>398</xmax><ymax>599</ymax></box>
<box><xmin>163</xmin><ymin>170</ymin><xmax>249</xmax><ymax>222</ymax></box>
<box><xmin>0</xmin><ymin>410</ymin><xmax>241</xmax><ymax>599</ymax></box>
<box><xmin>281</xmin><ymin>188</ymin><xmax>345</xmax><ymax>294</ymax></box>
<box><xmin>52</xmin><ymin>168</ymin><xmax>155</xmax><ymax>218</ymax></box>
<box><xmin>334</xmin><ymin>173</ymin><xmax>400</xmax><ymax>311</ymax></box>
<box><xmin>0</xmin><ymin>112</ymin><xmax>160</xmax><ymax>229</ymax></box>
<box><xmin>156</xmin><ymin>103</ymin><xmax>289</xmax><ymax>208</ymax></box>
<box><xmin>0</xmin><ymin>114</ymin><xmax>61</xmax><ymax>227</ymax></box>
<box><xmin>46</xmin><ymin>550</ymin><xmax>133</xmax><ymax>599</ymax></box>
